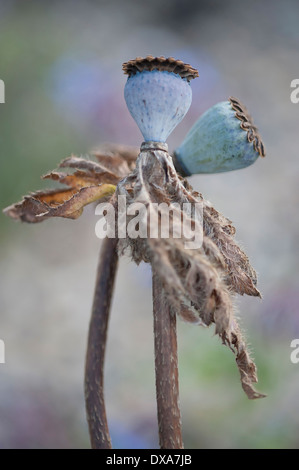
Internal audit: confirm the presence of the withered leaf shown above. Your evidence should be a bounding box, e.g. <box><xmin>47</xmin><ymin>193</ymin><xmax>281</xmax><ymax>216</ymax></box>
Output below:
<box><xmin>4</xmin><ymin>184</ymin><xmax>116</xmax><ymax>223</ymax></box>
<box><xmin>202</xmin><ymin>201</ymin><xmax>261</xmax><ymax>297</ymax></box>
<box><xmin>43</xmin><ymin>170</ymin><xmax>101</xmax><ymax>188</ymax></box>
<box><xmin>3</xmin><ymin>144</ymin><xmax>139</xmax><ymax>223</ymax></box>
<box><xmin>93</xmin><ymin>142</ymin><xmax>139</xmax><ymax>166</ymax></box>
<box><xmin>3</xmin><ymin>144</ymin><xmax>140</xmax><ymax>223</ymax></box>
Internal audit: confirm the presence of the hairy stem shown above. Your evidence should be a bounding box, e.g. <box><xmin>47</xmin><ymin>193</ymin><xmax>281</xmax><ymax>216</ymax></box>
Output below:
<box><xmin>152</xmin><ymin>269</ymin><xmax>183</xmax><ymax>449</ymax></box>
<box><xmin>85</xmin><ymin>237</ymin><xmax>118</xmax><ymax>449</ymax></box>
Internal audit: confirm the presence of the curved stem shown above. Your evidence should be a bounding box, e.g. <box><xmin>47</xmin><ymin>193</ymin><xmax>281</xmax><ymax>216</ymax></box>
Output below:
<box><xmin>84</xmin><ymin>237</ymin><xmax>118</xmax><ymax>449</ymax></box>
<box><xmin>152</xmin><ymin>269</ymin><xmax>183</xmax><ymax>449</ymax></box>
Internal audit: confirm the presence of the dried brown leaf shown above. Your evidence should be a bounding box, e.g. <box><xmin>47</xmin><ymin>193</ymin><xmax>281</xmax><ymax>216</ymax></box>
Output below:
<box><xmin>3</xmin><ymin>145</ymin><xmax>137</xmax><ymax>223</ymax></box>
<box><xmin>202</xmin><ymin>201</ymin><xmax>261</xmax><ymax>297</ymax></box>
<box><xmin>43</xmin><ymin>170</ymin><xmax>99</xmax><ymax>188</ymax></box>
<box><xmin>4</xmin><ymin>184</ymin><xmax>116</xmax><ymax>223</ymax></box>
<box><xmin>93</xmin><ymin>142</ymin><xmax>139</xmax><ymax>166</ymax></box>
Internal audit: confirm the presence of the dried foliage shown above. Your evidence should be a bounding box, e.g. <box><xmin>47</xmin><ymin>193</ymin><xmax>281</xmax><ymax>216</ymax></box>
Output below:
<box><xmin>3</xmin><ymin>144</ymin><xmax>138</xmax><ymax>223</ymax></box>
<box><xmin>4</xmin><ymin>142</ymin><xmax>264</xmax><ymax>399</ymax></box>
<box><xmin>116</xmin><ymin>142</ymin><xmax>265</xmax><ymax>399</ymax></box>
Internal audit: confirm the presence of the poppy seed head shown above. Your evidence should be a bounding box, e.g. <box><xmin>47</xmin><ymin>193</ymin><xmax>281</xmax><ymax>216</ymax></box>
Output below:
<box><xmin>123</xmin><ymin>56</ymin><xmax>198</xmax><ymax>143</ymax></box>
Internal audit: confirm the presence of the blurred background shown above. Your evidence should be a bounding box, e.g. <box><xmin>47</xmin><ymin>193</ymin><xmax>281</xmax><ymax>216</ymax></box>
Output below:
<box><xmin>1</xmin><ymin>0</ymin><xmax>299</xmax><ymax>448</ymax></box>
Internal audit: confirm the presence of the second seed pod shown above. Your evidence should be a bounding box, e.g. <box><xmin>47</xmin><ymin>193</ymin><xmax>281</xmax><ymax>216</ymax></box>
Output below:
<box><xmin>173</xmin><ymin>97</ymin><xmax>266</xmax><ymax>175</ymax></box>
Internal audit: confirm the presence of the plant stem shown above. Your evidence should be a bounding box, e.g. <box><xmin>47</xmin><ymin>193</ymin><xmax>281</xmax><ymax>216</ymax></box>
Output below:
<box><xmin>152</xmin><ymin>269</ymin><xmax>183</xmax><ymax>449</ymax></box>
<box><xmin>85</xmin><ymin>237</ymin><xmax>118</xmax><ymax>449</ymax></box>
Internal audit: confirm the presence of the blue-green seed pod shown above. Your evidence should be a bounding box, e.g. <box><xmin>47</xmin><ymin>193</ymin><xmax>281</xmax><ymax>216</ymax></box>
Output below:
<box><xmin>123</xmin><ymin>56</ymin><xmax>198</xmax><ymax>143</ymax></box>
<box><xmin>173</xmin><ymin>96</ymin><xmax>265</xmax><ymax>175</ymax></box>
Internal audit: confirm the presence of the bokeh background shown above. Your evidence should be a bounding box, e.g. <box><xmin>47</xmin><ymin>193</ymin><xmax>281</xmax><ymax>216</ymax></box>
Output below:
<box><xmin>1</xmin><ymin>0</ymin><xmax>299</xmax><ymax>448</ymax></box>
